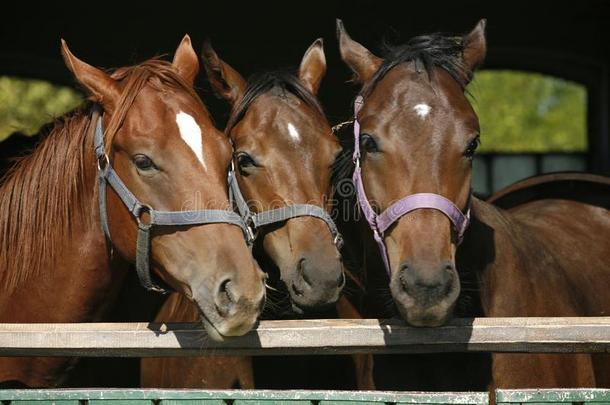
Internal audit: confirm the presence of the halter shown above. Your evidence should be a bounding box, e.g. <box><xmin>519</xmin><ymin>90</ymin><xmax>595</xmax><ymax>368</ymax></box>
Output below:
<box><xmin>351</xmin><ymin>96</ymin><xmax>471</xmax><ymax>275</ymax></box>
<box><xmin>228</xmin><ymin>163</ymin><xmax>344</xmax><ymax>251</ymax></box>
<box><xmin>93</xmin><ymin>108</ymin><xmax>251</xmax><ymax>294</ymax></box>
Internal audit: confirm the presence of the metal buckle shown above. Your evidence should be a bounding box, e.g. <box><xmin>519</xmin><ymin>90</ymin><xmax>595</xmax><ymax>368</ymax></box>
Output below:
<box><xmin>245</xmin><ymin>217</ymin><xmax>258</xmax><ymax>243</ymax></box>
<box><xmin>134</xmin><ymin>203</ymin><xmax>153</xmax><ymax>230</ymax></box>
<box><xmin>97</xmin><ymin>154</ymin><xmax>109</xmax><ymax>172</ymax></box>
<box><xmin>149</xmin><ymin>284</ymin><xmax>170</xmax><ymax>295</ymax></box>
<box><xmin>333</xmin><ymin>233</ymin><xmax>344</xmax><ymax>250</ymax></box>
<box><xmin>372</xmin><ymin>228</ymin><xmax>383</xmax><ymax>242</ymax></box>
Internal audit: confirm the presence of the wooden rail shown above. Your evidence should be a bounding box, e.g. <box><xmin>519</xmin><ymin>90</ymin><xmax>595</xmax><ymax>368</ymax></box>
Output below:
<box><xmin>0</xmin><ymin>317</ymin><xmax>609</xmax><ymax>357</ymax></box>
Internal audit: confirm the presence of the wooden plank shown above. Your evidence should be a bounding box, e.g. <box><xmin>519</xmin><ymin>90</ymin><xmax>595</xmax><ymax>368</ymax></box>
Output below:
<box><xmin>0</xmin><ymin>390</ymin><xmax>488</xmax><ymax>404</ymax></box>
<box><xmin>495</xmin><ymin>389</ymin><xmax>610</xmax><ymax>403</ymax></box>
<box><xmin>0</xmin><ymin>318</ymin><xmax>609</xmax><ymax>357</ymax></box>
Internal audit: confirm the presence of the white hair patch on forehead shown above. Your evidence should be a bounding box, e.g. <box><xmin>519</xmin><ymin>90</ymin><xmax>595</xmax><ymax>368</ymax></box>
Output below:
<box><xmin>176</xmin><ymin>111</ymin><xmax>206</xmax><ymax>170</ymax></box>
<box><xmin>287</xmin><ymin>122</ymin><xmax>301</xmax><ymax>142</ymax></box>
<box><xmin>414</xmin><ymin>103</ymin><xmax>432</xmax><ymax>118</ymax></box>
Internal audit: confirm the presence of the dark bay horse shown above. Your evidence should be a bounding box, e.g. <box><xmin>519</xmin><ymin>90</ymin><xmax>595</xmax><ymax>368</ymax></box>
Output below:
<box><xmin>0</xmin><ymin>36</ymin><xmax>265</xmax><ymax>387</ymax></box>
<box><xmin>141</xmin><ymin>39</ymin><xmax>370</xmax><ymax>389</ymax></box>
<box><xmin>336</xmin><ymin>19</ymin><xmax>610</xmax><ymax>389</ymax></box>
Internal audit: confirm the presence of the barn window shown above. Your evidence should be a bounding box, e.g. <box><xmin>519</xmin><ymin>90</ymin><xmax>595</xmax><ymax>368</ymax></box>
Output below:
<box><xmin>467</xmin><ymin>70</ymin><xmax>587</xmax><ymax>196</ymax></box>
<box><xmin>0</xmin><ymin>76</ymin><xmax>82</xmax><ymax>141</ymax></box>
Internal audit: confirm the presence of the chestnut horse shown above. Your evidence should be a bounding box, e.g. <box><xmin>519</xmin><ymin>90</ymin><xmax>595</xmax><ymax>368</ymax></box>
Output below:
<box><xmin>0</xmin><ymin>36</ymin><xmax>265</xmax><ymax>387</ymax></box>
<box><xmin>141</xmin><ymin>39</ymin><xmax>370</xmax><ymax>389</ymax></box>
<box><xmin>336</xmin><ymin>19</ymin><xmax>610</xmax><ymax>389</ymax></box>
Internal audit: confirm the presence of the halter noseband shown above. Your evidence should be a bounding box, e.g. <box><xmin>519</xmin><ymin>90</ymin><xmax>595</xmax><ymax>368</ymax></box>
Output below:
<box><xmin>351</xmin><ymin>96</ymin><xmax>471</xmax><ymax>275</ymax></box>
<box><xmin>93</xmin><ymin>108</ymin><xmax>251</xmax><ymax>294</ymax></box>
<box><xmin>228</xmin><ymin>164</ymin><xmax>343</xmax><ymax>251</ymax></box>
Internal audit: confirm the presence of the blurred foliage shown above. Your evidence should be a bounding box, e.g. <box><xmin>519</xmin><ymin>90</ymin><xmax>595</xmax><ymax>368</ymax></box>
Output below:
<box><xmin>0</xmin><ymin>76</ymin><xmax>82</xmax><ymax>141</ymax></box>
<box><xmin>468</xmin><ymin>70</ymin><xmax>587</xmax><ymax>152</ymax></box>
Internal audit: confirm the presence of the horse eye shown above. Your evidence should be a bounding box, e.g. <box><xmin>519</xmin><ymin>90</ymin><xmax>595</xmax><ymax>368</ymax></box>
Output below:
<box><xmin>360</xmin><ymin>133</ymin><xmax>379</xmax><ymax>153</ymax></box>
<box><xmin>236</xmin><ymin>152</ymin><xmax>257</xmax><ymax>175</ymax></box>
<box><xmin>133</xmin><ymin>154</ymin><xmax>156</xmax><ymax>171</ymax></box>
<box><xmin>464</xmin><ymin>136</ymin><xmax>480</xmax><ymax>160</ymax></box>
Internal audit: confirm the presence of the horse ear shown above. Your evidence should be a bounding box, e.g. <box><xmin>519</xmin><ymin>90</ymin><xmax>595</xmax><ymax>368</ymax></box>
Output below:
<box><xmin>298</xmin><ymin>38</ymin><xmax>326</xmax><ymax>95</ymax></box>
<box><xmin>463</xmin><ymin>19</ymin><xmax>487</xmax><ymax>76</ymax></box>
<box><xmin>172</xmin><ymin>34</ymin><xmax>200</xmax><ymax>86</ymax></box>
<box><xmin>61</xmin><ymin>39</ymin><xmax>119</xmax><ymax>112</ymax></box>
<box><xmin>336</xmin><ymin>19</ymin><xmax>383</xmax><ymax>84</ymax></box>
<box><xmin>201</xmin><ymin>41</ymin><xmax>247</xmax><ymax>106</ymax></box>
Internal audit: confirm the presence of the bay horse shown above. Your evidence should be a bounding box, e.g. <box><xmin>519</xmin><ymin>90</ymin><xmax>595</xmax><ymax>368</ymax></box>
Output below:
<box><xmin>336</xmin><ymin>19</ymin><xmax>610</xmax><ymax>389</ymax></box>
<box><xmin>141</xmin><ymin>39</ymin><xmax>372</xmax><ymax>389</ymax></box>
<box><xmin>0</xmin><ymin>36</ymin><xmax>265</xmax><ymax>387</ymax></box>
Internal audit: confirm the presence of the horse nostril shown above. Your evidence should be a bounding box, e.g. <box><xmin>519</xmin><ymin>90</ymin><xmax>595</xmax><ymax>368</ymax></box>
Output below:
<box><xmin>292</xmin><ymin>282</ymin><xmax>305</xmax><ymax>297</ymax></box>
<box><xmin>398</xmin><ymin>260</ymin><xmax>455</xmax><ymax>299</ymax></box>
<box><xmin>215</xmin><ymin>278</ymin><xmax>235</xmax><ymax>317</ymax></box>
<box><xmin>399</xmin><ymin>263</ymin><xmax>411</xmax><ymax>291</ymax></box>
<box><xmin>219</xmin><ymin>278</ymin><xmax>234</xmax><ymax>301</ymax></box>
<box><xmin>296</xmin><ymin>257</ymin><xmax>312</xmax><ymax>287</ymax></box>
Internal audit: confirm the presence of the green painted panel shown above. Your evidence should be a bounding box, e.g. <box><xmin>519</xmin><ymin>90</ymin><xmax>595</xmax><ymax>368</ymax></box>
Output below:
<box><xmin>321</xmin><ymin>402</ymin><xmax>382</xmax><ymax>405</ymax></box>
<box><xmin>161</xmin><ymin>400</ymin><xmax>227</xmax><ymax>405</ymax></box>
<box><xmin>519</xmin><ymin>402</ymin><xmax>564</xmax><ymax>405</ymax></box>
<box><xmin>89</xmin><ymin>401</ymin><xmax>154</xmax><ymax>405</ymax></box>
<box><xmin>9</xmin><ymin>401</ymin><xmax>79</xmax><ymax>405</ymax></box>
<box><xmin>234</xmin><ymin>400</ymin><xmax>312</xmax><ymax>405</ymax></box>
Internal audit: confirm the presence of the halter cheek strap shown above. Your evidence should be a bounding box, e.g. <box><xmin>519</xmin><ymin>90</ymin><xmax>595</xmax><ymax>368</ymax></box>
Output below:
<box><xmin>228</xmin><ymin>162</ymin><xmax>344</xmax><ymax>250</ymax></box>
<box><xmin>351</xmin><ymin>96</ymin><xmax>471</xmax><ymax>276</ymax></box>
<box><xmin>94</xmin><ymin>109</ymin><xmax>251</xmax><ymax>293</ymax></box>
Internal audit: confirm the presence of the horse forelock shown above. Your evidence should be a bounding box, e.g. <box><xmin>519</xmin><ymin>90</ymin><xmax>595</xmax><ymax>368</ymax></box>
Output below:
<box><xmin>225</xmin><ymin>71</ymin><xmax>324</xmax><ymax>135</ymax></box>
<box><xmin>362</xmin><ymin>32</ymin><xmax>471</xmax><ymax>98</ymax></box>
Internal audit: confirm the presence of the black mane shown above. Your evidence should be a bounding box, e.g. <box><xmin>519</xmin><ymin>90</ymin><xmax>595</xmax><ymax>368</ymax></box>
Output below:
<box><xmin>225</xmin><ymin>70</ymin><xmax>324</xmax><ymax>133</ymax></box>
<box><xmin>363</xmin><ymin>32</ymin><xmax>470</xmax><ymax>96</ymax></box>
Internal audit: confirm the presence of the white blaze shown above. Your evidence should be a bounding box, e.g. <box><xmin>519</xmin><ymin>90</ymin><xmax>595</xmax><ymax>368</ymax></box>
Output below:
<box><xmin>414</xmin><ymin>103</ymin><xmax>431</xmax><ymax>118</ymax></box>
<box><xmin>176</xmin><ymin>111</ymin><xmax>206</xmax><ymax>170</ymax></box>
<box><xmin>287</xmin><ymin>122</ymin><xmax>301</xmax><ymax>142</ymax></box>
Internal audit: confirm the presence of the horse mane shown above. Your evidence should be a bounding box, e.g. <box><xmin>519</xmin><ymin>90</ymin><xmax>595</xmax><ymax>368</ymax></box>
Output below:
<box><xmin>363</xmin><ymin>32</ymin><xmax>470</xmax><ymax>97</ymax></box>
<box><xmin>225</xmin><ymin>70</ymin><xmax>324</xmax><ymax>133</ymax></box>
<box><xmin>0</xmin><ymin>58</ymin><xmax>203</xmax><ymax>292</ymax></box>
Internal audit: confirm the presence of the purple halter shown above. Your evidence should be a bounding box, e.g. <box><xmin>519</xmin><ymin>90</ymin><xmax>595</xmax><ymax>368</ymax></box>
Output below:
<box><xmin>351</xmin><ymin>96</ymin><xmax>471</xmax><ymax>275</ymax></box>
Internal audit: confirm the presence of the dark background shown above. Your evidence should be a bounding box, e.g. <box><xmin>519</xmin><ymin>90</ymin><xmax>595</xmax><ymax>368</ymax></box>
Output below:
<box><xmin>1</xmin><ymin>0</ymin><xmax>609</xmax><ymax>173</ymax></box>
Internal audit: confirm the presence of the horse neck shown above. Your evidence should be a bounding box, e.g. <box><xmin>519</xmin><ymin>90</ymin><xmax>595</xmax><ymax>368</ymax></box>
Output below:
<box><xmin>457</xmin><ymin>197</ymin><xmax>551</xmax><ymax>317</ymax></box>
<box><xmin>0</xmin><ymin>119</ymin><xmax>128</xmax><ymax>324</ymax></box>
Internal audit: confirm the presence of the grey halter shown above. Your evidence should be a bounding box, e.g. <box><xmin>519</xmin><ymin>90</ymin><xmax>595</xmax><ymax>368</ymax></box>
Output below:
<box><xmin>93</xmin><ymin>110</ymin><xmax>251</xmax><ymax>294</ymax></box>
<box><xmin>228</xmin><ymin>165</ymin><xmax>343</xmax><ymax>250</ymax></box>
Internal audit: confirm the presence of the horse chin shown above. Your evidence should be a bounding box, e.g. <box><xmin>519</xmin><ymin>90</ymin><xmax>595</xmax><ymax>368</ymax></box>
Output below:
<box><xmin>200</xmin><ymin>316</ymin><xmax>228</xmax><ymax>342</ymax></box>
<box><xmin>395</xmin><ymin>298</ymin><xmax>457</xmax><ymax>327</ymax></box>
<box><xmin>402</xmin><ymin>308</ymin><xmax>453</xmax><ymax>327</ymax></box>
<box><xmin>290</xmin><ymin>299</ymin><xmax>337</xmax><ymax>316</ymax></box>
<box><xmin>196</xmin><ymin>302</ymin><xmax>256</xmax><ymax>342</ymax></box>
